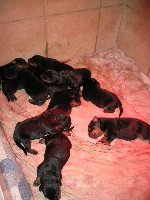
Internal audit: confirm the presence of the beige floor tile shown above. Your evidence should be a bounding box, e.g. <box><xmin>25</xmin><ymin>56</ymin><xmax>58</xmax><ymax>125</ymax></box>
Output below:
<box><xmin>96</xmin><ymin>5</ymin><xmax>123</xmax><ymax>51</ymax></box>
<box><xmin>102</xmin><ymin>0</ymin><xmax>124</xmax><ymax>7</ymax></box>
<box><xmin>46</xmin><ymin>0</ymin><xmax>100</xmax><ymax>15</ymax></box>
<box><xmin>46</xmin><ymin>9</ymin><xmax>99</xmax><ymax>61</ymax></box>
<box><xmin>126</xmin><ymin>0</ymin><xmax>150</xmax><ymax>18</ymax></box>
<box><xmin>0</xmin><ymin>0</ymin><xmax>44</xmax><ymax>23</ymax></box>
<box><xmin>0</xmin><ymin>18</ymin><xmax>46</xmax><ymax>65</ymax></box>
<box><xmin>117</xmin><ymin>7</ymin><xmax>150</xmax><ymax>75</ymax></box>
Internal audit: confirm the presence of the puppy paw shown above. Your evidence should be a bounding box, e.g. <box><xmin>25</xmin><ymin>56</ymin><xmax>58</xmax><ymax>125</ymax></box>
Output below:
<box><xmin>39</xmin><ymin>138</ymin><xmax>45</xmax><ymax>144</ymax></box>
<box><xmin>33</xmin><ymin>177</ymin><xmax>40</xmax><ymax>187</ymax></box>
<box><xmin>62</xmin><ymin>130</ymin><xmax>71</xmax><ymax>136</ymax></box>
<box><xmin>11</xmin><ymin>95</ymin><xmax>17</xmax><ymax>101</ymax></box>
<box><xmin>30</xmin><ymin>149</ymin><xmax>38</xmax><ymax>155</ymax></box>
<box><xmin>100</xmin><ymin>136</ymin><xmax>110</xmax><ymax>145</ymax></box>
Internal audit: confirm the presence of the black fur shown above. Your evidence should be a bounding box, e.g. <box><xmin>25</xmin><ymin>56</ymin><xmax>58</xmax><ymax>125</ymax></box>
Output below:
<box><xmin>47</xmin><ymin>89</ymin><xmax>81</xmax><ymax>110</ymax></box>
<box><xmin>0</xmin><ymin>58</ymin><xmax>29</xmax><ymax>83</ymax></box>
<box><xmin>82</xmin><ymin>78</ymin><xmax>123</xmax><ymax>117</ymax></box>
<box><xmin>28</xmin><ymin>55</ymin><xmax>73</xmax><ymax>70</ymax></box>
<box><xmin>33</xmin><ymin>133</ymin><xmax>72</xmax><ymax>200</ymax></box>
<box><xmin>48</xmin><ymin>84</ymin><xmax>68</xmax><ymax>98</ymax></box>
<box><xmin>5</xmin><ymin>66</ymin><xmax>49</xmax><ymax>105</ymax></box>
<box><xmin>41</xmin><ymin>68</ymin><xmax>91</xmax><ymax>91</ymax></box>
<box><xmin>13</xmin><ymin>104</ymin><xmax>72</xmax><ymax>155</ymax></box>
<box><xmin>2</xmin><ymin>79</ymin><xmax>19</xmax><ymax>101</ymax></box>
<box><xmin>88</xmin><ymin>116</ymin><xmax>150</xmax><ymax>144</ymax></box>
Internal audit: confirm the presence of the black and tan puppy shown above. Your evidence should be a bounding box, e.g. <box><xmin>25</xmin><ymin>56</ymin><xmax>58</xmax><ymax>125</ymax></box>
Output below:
<box><xmin>82</xmin><ymin>78</ymin><xmax>123</xmax><ymax>117</ymax></box>
<box><xmin>0</xmin><ymin>58</ymin><xmax>29</xmax><ymax>83</ymax></box>
<box><xmin>28</xmin><ymin>55</ymin><xmax>73</xmax><ymax>71</ymax></box>
<box><xmin>88</xmin><ymin>116</ymin><xmax>150</xmax><ymax>145</ymax></box>
<box><xmin>13</xmin><ymin>104</ymin><xmax>72</xmax><ymax>155</ymax></box>
<box><xmin>33</xmin><ymin>133</ymin><xmax>72</xmax><ymax>200</ymax></box>
<box><xmin>5</xmin><ymin>66</ymin><xmax>49</xmax><ymax>105</ymax></box>
<box><xmin>47</xmin><ymin>89</ymin><xmax>81</xmax><ymax>110</ymax></box>
<box><xmin>41</xmin><ymin>68</ymin><xmax>91</xmax><ymax>91</ymax></box>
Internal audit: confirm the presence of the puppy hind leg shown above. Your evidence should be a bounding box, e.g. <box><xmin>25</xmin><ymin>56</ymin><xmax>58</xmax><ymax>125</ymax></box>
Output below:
<box><xmin>103</xmin><ymin>106</ymin><xmax>115</xmax><ymax>114</ymax></box>
<box><xmin>24</xmin><ymin>140</ymin><xmax>38</xmax><ymax>155</ymax></box>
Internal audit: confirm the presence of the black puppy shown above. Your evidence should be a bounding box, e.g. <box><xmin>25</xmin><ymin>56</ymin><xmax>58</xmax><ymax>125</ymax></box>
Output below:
<box><xmin>13</xmin><ymin>104</ymin><xmax>72</xmax><ymax>155</ymax></box>
<box><xmin>5</xmin><ymin>66</ymin><xmax>49</xmax><ymax>105</ymax></box>
<box><xmin>0</xmin><ymin>58</ymin><xmax>29</xmax><ymax>83</ymax></box>
<box><xmin>82</xmin><ymin>78</ymin><xmax>123</xmax><ymax>117</ymax></box>
<box><xmin>88</xmin><ymin>116</ymin><xmax>150</xmax><ymax>145</ymax></box>
<box><xmin>47</xmin><ymin>89</ymin><xmax>81</xmax><ymax>110</ymax></box>
<box><xmin>33</xmin><ymin>133</ymin><xmax>72</xmax><ymax>200</ymax></box>
<box><xmin>28</xmin><ymin>55</ymin><xmax>73</xmax><ymax>71</ymax></box>
<box><xmin>41</xmin><ymin>68</ymin><xmax>91</xmax><ymax>91</ymax></box>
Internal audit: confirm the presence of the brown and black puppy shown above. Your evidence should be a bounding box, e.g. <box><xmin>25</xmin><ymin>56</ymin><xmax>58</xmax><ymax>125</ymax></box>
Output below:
<box><xmin>0</xmin><ymin>58</ymin><xmax>29</xmax><ymax>83</ymax></box>
<box><xmin>88</xmin><ymin>116</ymin><xmax>150</xmax><ymax>145</ymax></box>
<box><xmin>28</xmin><ymin>55</ymin><xmax>73</xmax><ymax>71</ymax></box>
<box><xmin>13</xmin><ymin>104</ymin><xmax>72</xmax><ymax>155</ymax></box>
<box><xmin>47</xmin><ymin>89</ymin><xmax>81</xmax><ymax>110</ymax></box>
<box><xmin>5</xmin><ymin>66</ymin><xmax>49</xmax><ymax>105</ymax></box>
<box><xmin>33</xmin><ymin>133</ymin><xmax>72</xmax><ymax>200</ymax></box>
<box><xmin>41</xmin><ymin>68</ymin><xmax>91</xmax><ymax>92</ymax></box>
<box><xmin>82</xmin><ymin>78</ymin><xmax>123</xmax><ymax>117</ymax></box>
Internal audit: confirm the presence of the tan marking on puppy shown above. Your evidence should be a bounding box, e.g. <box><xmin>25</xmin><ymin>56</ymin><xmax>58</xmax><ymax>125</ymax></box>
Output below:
<box><xmin>88</xmin><ymin>126</ymin><xmax>103</xmax><ymax>139</ymax></box>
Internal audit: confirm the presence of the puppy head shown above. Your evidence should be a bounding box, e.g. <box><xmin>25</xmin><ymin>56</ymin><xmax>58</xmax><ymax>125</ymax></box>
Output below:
<box><xmin>40</xmin><ymin>70</ymin><xmax>59</xmax><ymax>84</ymax></box>
<box><xmin>28</xmin><ymin>55</ymin><xmax>44</xmax><ymax>67</ymax></box>
<box><xmin>83</xmin><ymin>78</ymin><xmax>100</xmax><ymax>87</ymax></box>
<box><xmin>5</xmin><ymin>66</ymin><xmax>20</xmax><ymax>79</ymax></box>
<box><xmin>88</xmin><ymin>116</ymin><xmax>103</xmax><ymax>139</ymax></box>
<box><xmin>68</xmin><ymin>89</ymin><xmax>81</xmax><ymax>107</ymax></box>
<box><xmin>12</xmin><ymin>58</ymin><xmax>29</xmax><ymax>69</ymax></box>
<box><xmin>40</xmin><ymin>181</ymin><xmax>61</xmax><ymax>200</ymax></box>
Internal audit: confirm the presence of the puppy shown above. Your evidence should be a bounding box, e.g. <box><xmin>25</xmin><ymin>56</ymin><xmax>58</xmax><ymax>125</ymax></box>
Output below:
<box><xmin>82</xmin><ymin>78</ymin><xmax>123</xmax><ymax>117</ymax></box>
<box><xmin>88</xmin><ymin>116</ymin><xmax>150</xmax><ymax>145</ymax></box>
<box><xmin>47</xmin><ymin>89</ymin><xmax>81</xmax><ymax>110</ymax></box>
<box><xmin>41</xmin><ymin>68</ymin><xmax>91</xmax><ymax>91</ymax></box>
<box><xmin>33</xmin><ymin>133</ymin><xmax>72</xmax><ymax>200</ymax></box>
<box><xmin>28</xmin><ymin>55</ymin><xmax>73</xmax><ymax>71</ymax></box>
<box><xmin>13</xmin><ymin>104</ymin><xmax>72</xmax><ymax>155</ymax></box>
<box><xmin>5</xmin><ymin>66</ymin><xmax>49</xmax><ymax>105</ymax></box>
<box><xmin>0</xmin><ymin>58</ymin><xmax>29</xmax><ymax>83</ymax></box>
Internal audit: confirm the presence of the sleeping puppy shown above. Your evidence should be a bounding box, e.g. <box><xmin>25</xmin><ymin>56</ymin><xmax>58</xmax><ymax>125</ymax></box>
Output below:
<box><xmin>4</xmin><ymin>66</ymin><xmax>49</xmax><ymax>105</ymax></box>
<box><xmin>41</xmin><ymin>68</ymin><xmax>91</xmax><ymax>91</ymax></box>
<box><xmin>28</xmin><ymin>55</ymin><xmax>73</xmax><ymax>71</ymax></box>
<box><xmin>82</xmin><ymin>78</ymin><xmax>123</xmax><ymax>117</ymax></box>
<box><xmin>0</xmin><ymin>58</ymin><xmax>29</xmax><ymax>83</ymax></box>
<box><xmin>13</xmin><ymin>104</ymin><xmax>72</xmax><ymax>155</ymax></box>
<box><xmin>47</xmin><ymin>89</ymin><xmax>81</xmax><ymax>109</ymax></box>
<box><xmin>88</xmin><ymin>116</ymin><xmax>150</xmax><ymax>145</ymax></box>
<box><xmin>33</xmin><ymin>133</ymin><xmax>72</xmax><ymax>200</ymax></box>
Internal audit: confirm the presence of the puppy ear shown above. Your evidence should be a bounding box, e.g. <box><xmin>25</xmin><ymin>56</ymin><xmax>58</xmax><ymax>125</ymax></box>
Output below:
<box><xmin>93</xmin><ymin>116</ymin><xmax>98</xmax><ymax>122</ymax></box>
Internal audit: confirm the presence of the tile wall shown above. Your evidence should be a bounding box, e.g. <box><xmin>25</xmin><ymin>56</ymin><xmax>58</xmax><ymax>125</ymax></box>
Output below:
<box><xmin>0</xmin><ymin>0</ymin><xmax>149</xmax><ymax>78</ymax></box>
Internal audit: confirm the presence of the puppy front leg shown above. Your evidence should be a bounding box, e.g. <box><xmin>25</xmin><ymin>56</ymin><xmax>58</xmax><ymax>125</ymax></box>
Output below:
<box><xmin>101</xmin><ymin>131</ymin><xmax>116</xmax><ymax>145</ymax></box>
<box><xmin>33</xmin><ymin>177</ymin><xmax>40</xmax><ymax>187</ymax></box>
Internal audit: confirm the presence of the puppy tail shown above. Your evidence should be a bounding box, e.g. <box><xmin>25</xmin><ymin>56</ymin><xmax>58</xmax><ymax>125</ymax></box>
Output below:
<box><xmin>118</xmin><ymin>101</ymin><xmax>123</xmax><ymax>117</ymax></box>
<box><xmin>13</xmin><ymin>131</ymin><xmax>27</xmax><ymax>156</ymax></box>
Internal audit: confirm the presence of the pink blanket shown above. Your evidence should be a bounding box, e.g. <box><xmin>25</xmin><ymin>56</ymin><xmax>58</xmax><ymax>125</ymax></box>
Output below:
<box><xmin>0</xmin><ymin>48</ymin><xmax>150</xmax><ymax>200</ymax></box>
